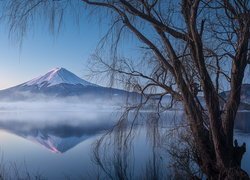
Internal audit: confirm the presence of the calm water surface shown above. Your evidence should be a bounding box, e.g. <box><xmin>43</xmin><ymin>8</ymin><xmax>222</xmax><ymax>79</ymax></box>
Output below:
<box><xmin>0</xmin><ymin>110</ymin><xmax>249</xmax><ymax>179</ymax></box>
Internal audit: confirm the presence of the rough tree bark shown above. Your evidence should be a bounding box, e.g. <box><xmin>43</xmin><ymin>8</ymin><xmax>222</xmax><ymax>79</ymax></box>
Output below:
<box><xmin>80</xmin><ymin>1</ymin><xmax>250</xmax><ymax>179</ymax></box>
<box><xmin>1</xmin><ymin>0</ymin><xmax>250</xmax><ymax>179</ymax></box>
<box><xmin>82</xmin><ymin>1</ymin><xmax>250</xmax><ymax>179</ymax></box>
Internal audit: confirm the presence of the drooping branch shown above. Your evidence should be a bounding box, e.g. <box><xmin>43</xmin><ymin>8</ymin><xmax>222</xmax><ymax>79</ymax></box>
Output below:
<box><xmin>119</xmin><ymin>0</ymin><xmax>189</xmax><ymax>41</ymax></box>
<box><xmin>83</xmin><ymin>0</ymin><xmax>176</xmax><ymax>76</ymax></box>
<box><xmin>222</xmin><ymin>11</ymin><xmax>250</xmax><ymax>147</ymax></box>
<box><xmin>2</xmin><ymin>0</ymin><xmax>250</xmax><ymax>178</ymax></box>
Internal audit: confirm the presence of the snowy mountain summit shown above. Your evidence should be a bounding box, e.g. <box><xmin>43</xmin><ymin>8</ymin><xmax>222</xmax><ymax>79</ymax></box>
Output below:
<box><xmin>22</xmin><ymin>67</ymin><xmax>95</xmax><ymax>88</ymax></box>
<box><xmin>0</xmin><ymin>67</ymin><xmax>131</xmax><ymax>101</ymax></box>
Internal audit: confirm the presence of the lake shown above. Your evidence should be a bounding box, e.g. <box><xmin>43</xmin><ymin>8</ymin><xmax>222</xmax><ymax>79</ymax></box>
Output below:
<box><xmin>0</xmin><ymin>109</ymin><xmax>249</xmax><ymax>179</ymax></box>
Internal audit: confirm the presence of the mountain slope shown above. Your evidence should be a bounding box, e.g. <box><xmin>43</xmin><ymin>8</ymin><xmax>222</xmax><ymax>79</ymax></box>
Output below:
<box><xmin>220</xmin><ymin>84</ymin><xmax>250</xmax><ymax>110</ymax></box>
<box><xmin>22</xmin><ymin>67</ymin><xmax>96</xmax><ymax>88</ymax></box>
<box><xmin>240</xmin><ymin>84</ymin><xmax>250</xmax><ymax>104</ymax></box>
<box><xmin>0</xmin><ymin>68</ymin><xmax>133</xmax><ymax>101</ymax></box>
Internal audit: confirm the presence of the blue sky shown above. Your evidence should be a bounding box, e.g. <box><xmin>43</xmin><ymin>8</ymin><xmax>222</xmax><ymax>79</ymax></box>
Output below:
<box><xmin>0</xmin><ymin>13</ymin><xmax>105</xmax><ymax>90</ymax></box>
<box><xmin>0</xmin><ymin>5</ymin><xmax>141</xmax><ymax>90</ymax></box>
<box><xmin>0</xmin><ymin>3</ymin><xmax>249</xmax><ymax>90</ymax></box>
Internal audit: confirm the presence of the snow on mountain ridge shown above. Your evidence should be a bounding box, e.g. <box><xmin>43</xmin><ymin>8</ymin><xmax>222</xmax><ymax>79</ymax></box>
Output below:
<box><xmin>22</xmin><ymin>67</ymin><xmax>96</xmax><ymax>87</ymax></box>
<box><xmin>23</xmin><ymin>131</ymin><xmax>89</xmax><ymax>153</ymax></box>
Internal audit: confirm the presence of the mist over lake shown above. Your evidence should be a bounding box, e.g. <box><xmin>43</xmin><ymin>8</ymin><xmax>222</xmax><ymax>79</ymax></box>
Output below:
<box><xmin>0</xmin><ymin>103</ymin><xmax>249</xmax><ymax>179</ymax></box>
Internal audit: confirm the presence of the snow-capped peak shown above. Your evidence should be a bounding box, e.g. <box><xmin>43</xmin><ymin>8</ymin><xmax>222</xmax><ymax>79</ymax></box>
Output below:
<box><xmin>22</xmin><ymin>67</ymin><xmax>96</xmax><ymax>87</ymax></box>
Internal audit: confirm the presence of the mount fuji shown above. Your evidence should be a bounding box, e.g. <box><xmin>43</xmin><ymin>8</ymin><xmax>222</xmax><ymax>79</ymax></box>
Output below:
<box><xmin>23</xmin><ymin>67</ymin><xmax>97</xmax><ymax>88</ymax></box>
<box><xmin>0</xmin><ymin>67</ymin><xmax>133</xmax><ymax>101</ymax></box>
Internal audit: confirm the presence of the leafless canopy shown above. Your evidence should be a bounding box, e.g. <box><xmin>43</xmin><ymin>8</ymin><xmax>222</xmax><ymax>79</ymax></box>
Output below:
<box><xmin>1</xmin><ymin>0</ymin><xmax>250</xmax><ymax>179</ymax></box>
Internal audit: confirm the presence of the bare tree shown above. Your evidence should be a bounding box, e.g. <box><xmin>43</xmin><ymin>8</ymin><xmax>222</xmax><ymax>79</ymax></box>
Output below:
<box><xmin>1</xmin><ymin>0</ymin><xmax>250</xmax><ymax>179</ymax></box>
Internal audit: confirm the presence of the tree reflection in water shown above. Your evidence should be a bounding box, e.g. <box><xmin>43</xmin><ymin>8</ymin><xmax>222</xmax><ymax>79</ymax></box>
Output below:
<box><xmin>91</xmin><ymin>107</ymin><xmax>194</xmax><ymax>180</ymax></box>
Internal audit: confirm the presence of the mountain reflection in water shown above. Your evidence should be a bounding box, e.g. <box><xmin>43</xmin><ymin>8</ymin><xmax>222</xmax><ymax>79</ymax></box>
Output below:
<box><xmin>0</xmin><ymin>111</ymin><xmax>117</xmax><ymax>153</ymax></box>
<box><xmin>0</xmin><ymin>110</ymin><xmax>249</xmax><ymax>179</ymax></box>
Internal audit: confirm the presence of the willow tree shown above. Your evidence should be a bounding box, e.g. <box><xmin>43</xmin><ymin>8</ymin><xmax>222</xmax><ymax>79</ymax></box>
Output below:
<box><xmin>1</xmin><ymin>0</ymin><xmax>250</xmax><ymax>179</ymax></box>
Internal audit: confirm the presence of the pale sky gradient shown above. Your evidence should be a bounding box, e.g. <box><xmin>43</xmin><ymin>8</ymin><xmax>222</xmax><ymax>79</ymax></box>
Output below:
<box><xmin>0</xmin><ymin>4</ymin><xmax>249</xmax><ymax>90</ymax></box>
<box><xmin>0</xmin><ymin>7</ymin><xmax>140</xmax><ymax>90</ymax></box>
<box><xmin>0</xmin><ymin>15</ymin><xmax>104</xmax><ymax>90</ymax></box>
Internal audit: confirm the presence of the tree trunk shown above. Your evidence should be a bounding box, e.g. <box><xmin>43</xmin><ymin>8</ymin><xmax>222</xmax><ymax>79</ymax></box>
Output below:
<box><xmin>184</xmin><ymin>99</ymin><xmax>249</xmax><ymax>179</ymax></box>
